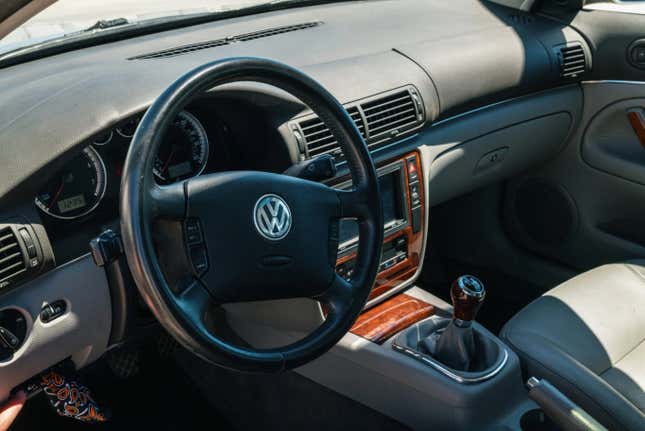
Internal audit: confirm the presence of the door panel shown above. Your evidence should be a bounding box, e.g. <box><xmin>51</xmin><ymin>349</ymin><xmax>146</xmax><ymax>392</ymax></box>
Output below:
<box><xmin>504</xmin><ymin>82</ymin><xmax>645</xmax><ymax>271</ymax></box>
<box><xmin>582</xmin><ymin>98</ymin><xmax>645</xmax><ymax>186</ymax></box>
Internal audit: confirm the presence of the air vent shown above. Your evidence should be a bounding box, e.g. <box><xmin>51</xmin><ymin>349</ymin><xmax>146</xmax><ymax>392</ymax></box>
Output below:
<box><xmin>299</xmin><ymin>107</ymin><xmax>365</xmax><ymax>161</ymax></box>
<box><xmin>0</xmin><ymin>228</ymin><xmax>26</xmax><ymax>287</ymax></box>
<box><xmin>294</xmin><ymin>87</ymin><xmax>424</xmax><ymax>163</ymax></box>
<box><xmin>129</xmin><ymin>22</ymin><xmax>322</xmax><ymax>60</ymax></box>
<box><xmin>557</xmin><ymin>43</ymin><xmax>587</xmax><ymax>78</ymax></box>
<box><xmin>362</xmin><ymin>89</ymin><xmax>422</xmax><ymax>147</ymax></box>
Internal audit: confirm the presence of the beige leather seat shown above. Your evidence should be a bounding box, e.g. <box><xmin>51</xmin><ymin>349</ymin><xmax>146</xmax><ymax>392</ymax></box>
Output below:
<box><xmin>501</xmin><ymin>261</ymin><xmax>645</xmax><ymax>431</ymax></box>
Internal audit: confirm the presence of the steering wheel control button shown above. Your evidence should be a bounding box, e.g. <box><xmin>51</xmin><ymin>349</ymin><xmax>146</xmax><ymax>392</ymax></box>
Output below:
<box><xmin>185</xmin><ymin>218</ymin><xmax>203</xmax><ymax>245</ymax></box>
<box><xmin>190</xmin><ymin>245</ymin><xmax>209</xmax><ymax>276</ymax></box>
<box><xmin>253</xmin><ymin>194</ymin><xmax>292</xmax><ymax>241</ymax></box>
<box><xmin>40</xmin><ymin>300</ymin><xmax>66</xmax><ymax>323</ymax></box>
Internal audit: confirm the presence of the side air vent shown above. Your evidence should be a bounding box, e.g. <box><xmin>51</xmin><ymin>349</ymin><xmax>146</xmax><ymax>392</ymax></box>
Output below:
<box><xmin>129</xmin><ymin>22</ymin><xmax>322</xmax><ymax>60</ymax></box>
<box><xmin>293</xmin><ymin>86</ymin><xmax>425</xmax><ymax>163</ymax></box>
<box><xmin>0</xmin><ymin>228</ymin><xmax>26</xmax><ymax>287</ymax></box>
<box><xmin>556</xmin><ymin>43</ymin><xmax>587</xmax><ymax>78</ymax></box>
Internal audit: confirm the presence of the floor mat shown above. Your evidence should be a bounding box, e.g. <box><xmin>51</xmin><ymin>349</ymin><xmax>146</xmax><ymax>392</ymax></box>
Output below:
<box><xmin>419</xmin><ymin>257</ymin><xmax>545</xmax><ymax>334</ymax></box>
<box><xmin>11</xmin><ymin>347</ymin><xmax>235</xmax><ymax>431</ymax></box>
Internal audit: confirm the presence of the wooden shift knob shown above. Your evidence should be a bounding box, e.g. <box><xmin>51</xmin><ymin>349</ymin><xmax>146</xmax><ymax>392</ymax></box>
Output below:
<box><xmin>450</xmin><ymin>275</ymin><xmax>485</xmax><ymax>323</ymax></box>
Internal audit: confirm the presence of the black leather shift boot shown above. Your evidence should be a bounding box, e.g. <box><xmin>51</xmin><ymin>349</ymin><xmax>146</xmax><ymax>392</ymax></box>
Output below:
<box><xmin>420</xmin><ymin>321</ymin><xmax>475</xmax><ymax>371</ymax></box>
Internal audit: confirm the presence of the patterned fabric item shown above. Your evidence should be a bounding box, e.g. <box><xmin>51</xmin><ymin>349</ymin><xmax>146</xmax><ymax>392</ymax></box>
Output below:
<box><xmin>40</xmin><ymin>370</ymin><xmax>108</xmax><ymax>423</ymax></box>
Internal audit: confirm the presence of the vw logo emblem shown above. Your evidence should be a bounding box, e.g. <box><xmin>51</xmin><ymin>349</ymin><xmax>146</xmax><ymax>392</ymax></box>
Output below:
<box><xmin>253</xmin><ymin>194</ymin><xmax>292</xmax><ymax>240</ymax></box>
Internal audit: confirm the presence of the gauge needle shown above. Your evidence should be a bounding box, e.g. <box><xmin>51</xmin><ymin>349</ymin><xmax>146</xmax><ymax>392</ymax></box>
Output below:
<box><xmin>48</xmin><ymin>180</ymin><xmax>66</xmax><ymax>210</ymax></box>
<box><xmin>162</xmin><ymin>147</ymin><xmax>177</xmax><ymax>173</ymax></box>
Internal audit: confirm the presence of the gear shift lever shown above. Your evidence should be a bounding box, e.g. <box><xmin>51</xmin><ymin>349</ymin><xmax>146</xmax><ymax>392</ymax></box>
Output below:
<box><xmin>420</xmin><ymin>275</ymin><xmax>485</xmax><ymax>371</ymax></box>
<box><xmin>451</xmin><ymin>275</ymin><xmax>485</xmax><ymax>326</ymax></box>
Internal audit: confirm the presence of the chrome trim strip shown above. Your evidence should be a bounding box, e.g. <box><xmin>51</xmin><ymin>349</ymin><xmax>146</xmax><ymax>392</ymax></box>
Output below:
<box><xmin>392</xmin><ymin>342</ymin><xmax>509</xmax><ymax>384</ymax></box>
<box><xmin>582</xmin><ymin>80</ymin><xmax>645</xmax><ymax>85</ymax></box>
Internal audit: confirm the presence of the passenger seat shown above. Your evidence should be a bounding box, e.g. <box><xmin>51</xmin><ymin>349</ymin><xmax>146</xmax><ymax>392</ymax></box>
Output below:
<box><xmin>501</xmin><ymin>261</ymin><xmax>645</xmax><ymax>431</ymax></box>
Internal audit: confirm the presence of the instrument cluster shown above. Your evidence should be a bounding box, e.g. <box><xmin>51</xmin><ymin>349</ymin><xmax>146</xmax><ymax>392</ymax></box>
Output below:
<box><xmin>35</xmin><ymin>110</ymin><xmax>211</xmax><ymax>221</ymax></box>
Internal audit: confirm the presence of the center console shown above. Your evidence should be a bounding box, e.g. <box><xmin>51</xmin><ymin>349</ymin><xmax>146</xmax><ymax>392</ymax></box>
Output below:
<box><xmin>225</xmin><ymin>150</ymin><xmax>533</xmax><ymax>431</ymax></box>
<box><xmin>334</xmin><ymin>151</ymin><xmax>425</xmax><ymax>302</ymax></box>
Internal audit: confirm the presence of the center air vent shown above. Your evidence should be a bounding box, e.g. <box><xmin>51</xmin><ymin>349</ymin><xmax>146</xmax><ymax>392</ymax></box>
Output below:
<box><xmin>129</xmin><ymin>22</ymin><xmax>322</xmax><ymax>60</ymax></box>
<box><xmin>556</xmin><ymin>43</ymin><xmax>587</xmax><ymax>78</ymax></box>
<box><xmin>298</xmin><ymin>107</ymin><xmax>364</xmax><ymax>160</ymax></box>
<box><xmin>0</xmin><ymin>228</ymin><xmax>26</xmax><ymax>288</ymax></box>
<box><xmin>293</xmin><ymin>86</ymin><xmax>425</xmax><ymax>163</ymax></box>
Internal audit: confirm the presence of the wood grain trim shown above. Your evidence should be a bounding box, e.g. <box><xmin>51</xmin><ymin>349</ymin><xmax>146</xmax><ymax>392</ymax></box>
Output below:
<box><xmin>627</xmin><ymin>109</ymin><xmax>645</xmax><ymax>150</ymax></box>
<box><xmin>350</xmin><ymin>293</ymin><xmax>435</xmax><ymax>344</ymax></box>
<box><xmin>335</xmin><ymin>151</ymin><xmax>425</xmax><ymax>301</ymax></box>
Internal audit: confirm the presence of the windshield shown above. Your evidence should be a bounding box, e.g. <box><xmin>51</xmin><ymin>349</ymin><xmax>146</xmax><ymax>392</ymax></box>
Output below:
<box><xmin>1</xmin><ymin>0</ymin><xmax>278</xmax><ymax>55</ymax></box>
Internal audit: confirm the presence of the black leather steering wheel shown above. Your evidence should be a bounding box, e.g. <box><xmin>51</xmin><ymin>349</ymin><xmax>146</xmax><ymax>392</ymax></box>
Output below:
<box><xmin>120</xmin><ymin>58</ymin><xmax>383</xmax><ymax>372</ymax></box>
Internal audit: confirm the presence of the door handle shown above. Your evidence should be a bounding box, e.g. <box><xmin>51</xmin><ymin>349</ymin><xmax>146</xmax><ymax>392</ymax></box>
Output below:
<box><xmin>627</xmin><ymin>108</ymin><xmax>645</xmax><ymax>150</ymax></box>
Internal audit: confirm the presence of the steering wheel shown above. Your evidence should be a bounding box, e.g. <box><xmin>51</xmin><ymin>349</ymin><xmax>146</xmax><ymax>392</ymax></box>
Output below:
<box><xmin>120</xmin><ymin>58</ymin><xmax>383</xmax><ymax>372</ymax></box>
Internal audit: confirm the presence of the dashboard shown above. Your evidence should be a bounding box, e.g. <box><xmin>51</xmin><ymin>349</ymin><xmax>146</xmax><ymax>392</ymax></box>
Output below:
<box><xmin>0</xmin><ymin>0</ymin><xmax>592</xmax><ymax>402</ymax></box>
<box><xmin>0</xmin><ymin>0</ymin><xmax>592</xmax><ymax>299</ymax></box>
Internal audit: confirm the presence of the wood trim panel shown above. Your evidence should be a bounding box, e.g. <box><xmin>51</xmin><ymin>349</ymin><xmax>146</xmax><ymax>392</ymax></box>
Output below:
<box><xmin>350</xmin><ymin>293</ymin><xmax>435</xmax><ymax>344</ymax></box>
<box><xmin>627</xmin><ymin>109</ymin><xmax>645</xmax><ymax>150</ymax></box>
<box><xmin>335</xmin><ymin>151</ymin><xmax>425</xmax><ymax>301</ymax></box>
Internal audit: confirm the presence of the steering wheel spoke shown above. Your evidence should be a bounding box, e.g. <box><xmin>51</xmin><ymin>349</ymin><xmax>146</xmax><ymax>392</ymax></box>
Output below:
<box><xmin>336</xmin><ymin>187</ymin><xmax>369</xmax><ymax>220</ymax></box>
<box><xmin>317</xmin><ymin>274</ymin><xmax>355</xmax><ymax>317</ymax></box>
<box><xmin>175</xmin><ymin>279</ymin><xmax>211</xmax><ymax>322</ymax></box>
<box><xmin>148</xmin><ymin>182</ymin><xmax>186</xmax><ymax>220</ymax></box>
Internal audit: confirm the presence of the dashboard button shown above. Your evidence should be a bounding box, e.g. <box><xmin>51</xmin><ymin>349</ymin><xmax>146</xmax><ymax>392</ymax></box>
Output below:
<box><xmin>409</xmin><ymin>182</ymin><xmax>421</xmax><ymax>206</ymax></box>
<box><xmin>407</xmin><ymin>158</ymin><xmax>419</xmax><ymax>182</ymax></box>
<box><xmin>0</xmin><ymin>327</ymin><xmax>20</xmax><ymax>350</ymax></box>
<box><xmin>411</xmin><ymin>206</ymin><xmax>421</xmax><ymax>234</ymax></box>
<box><xmin>40</xmin><ymin>301</ymin><xmax>66</xmax><ymax>323</ymax></box>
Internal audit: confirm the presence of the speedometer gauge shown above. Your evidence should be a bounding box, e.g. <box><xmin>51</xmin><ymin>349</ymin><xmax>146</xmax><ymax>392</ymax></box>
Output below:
<box><xmin>153</xmin><ymin>111</ymin><xmax>209</xmax><ymax>185</ymax></box>
<box><xmin>35</xmin><ymin>147</ymin><xmax>107</xmax><ymax>220</ymax></box>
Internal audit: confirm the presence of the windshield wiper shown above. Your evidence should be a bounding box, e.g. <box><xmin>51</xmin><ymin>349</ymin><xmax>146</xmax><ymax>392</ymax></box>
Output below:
<box><xmin>84</xmin><ymin>18</ymin><xmax>131</xmax><ymax>32</ymax></box>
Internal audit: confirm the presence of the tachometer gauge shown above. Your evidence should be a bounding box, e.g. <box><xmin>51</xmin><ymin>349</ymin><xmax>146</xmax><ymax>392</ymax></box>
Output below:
<box><xmin>35</xmin><ymin>147</ymin><xmax>107</xmax><ymax>220</ymax></box>
<box><xmin>116</xmin><ymin>117</ymin><xmax>139</xmax><ymax>138</ymax></box>
<box><xmin>153</xmin><ymin>111</ymin><xmax>209</xmax><ymax>184</ymax></box>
